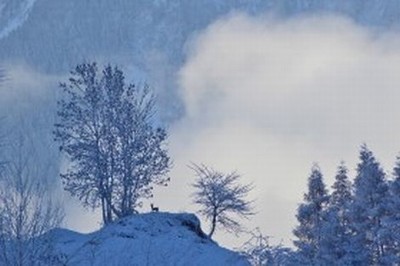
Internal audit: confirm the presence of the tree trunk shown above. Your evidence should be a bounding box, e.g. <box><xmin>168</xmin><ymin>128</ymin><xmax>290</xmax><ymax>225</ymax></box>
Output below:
<box><xmin>208</xmin><ymin>209</ymin><xmax>217</xmax><ymax>238</ymax></box>
<box><xmin>101</xmin><ymin>197</ymin><xmax>106</xmax><ymax>225</ymax></box>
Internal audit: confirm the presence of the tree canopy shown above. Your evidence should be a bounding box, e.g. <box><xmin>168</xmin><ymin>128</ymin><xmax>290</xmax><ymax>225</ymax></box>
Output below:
<box><xmin>191</xmin><ymin>164</ymin><xmax>254</xmax><ymax>238</ymax></box>
<box><xmin>54</xmin><ymin>63</ymin><xmax>171</xmax><ymax>224</ymax></box>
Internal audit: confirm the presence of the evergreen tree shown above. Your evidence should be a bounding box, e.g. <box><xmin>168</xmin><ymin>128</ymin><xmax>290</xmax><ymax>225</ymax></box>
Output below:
<box><xmin>318</xmin><ymin>162</ymin><xmax>353</xmax><ymax>264</ymax></box>
<box><xmin>330</xmin><ymin>162</ymin><xmax>352</xmax><ymax>209</ymax></box>
<box><xmin>293</xmin><ymin>165</ymin><xmax>329</xmax><ymax>265</ymax></box>
<box><xmin>380</xmin><ymin>156</ymin><xmax>400</xmax><ymax>263</ymax></box>
<box><xmin>348</xmin><ymin>145</ymin><xmax>390</xmax><ymax>265</ymax></box>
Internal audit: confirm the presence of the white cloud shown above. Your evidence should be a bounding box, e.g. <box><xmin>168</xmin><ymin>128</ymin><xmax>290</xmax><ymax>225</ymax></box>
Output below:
<box><xmin>164</xmin><ymin>13</ymin><xmax>400</xmax><ymax>247</ymax></box>
<box><xmin>0</xmin><ymin>63</ymin><xmax>61</xmax><ymax>108</ymax></box>
<box><xmin>5</xmin><ymin>14</ymin><xmax>400</xmax><ymax>249</ymax></box>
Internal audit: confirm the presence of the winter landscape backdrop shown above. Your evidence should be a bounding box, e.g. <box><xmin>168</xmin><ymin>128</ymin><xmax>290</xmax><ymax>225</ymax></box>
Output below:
<box><xmin>2</xmin><ymin>0</ymin><xmax>400</xmax><ymax>265</ymax></box>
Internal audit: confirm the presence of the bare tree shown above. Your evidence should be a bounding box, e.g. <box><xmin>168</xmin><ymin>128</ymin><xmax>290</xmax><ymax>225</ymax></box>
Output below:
<box><xmin>190</xmin><ymin>164</ymin><xmax>254</xmax><ymax>238</ymax></box>
<box><xmin>240</xmin><ymin>229</ymin><xmax>274</xmax><ymax>266</ymax></box>
<box><xmin>0</xmin><ymin>133</ymin><xmax>64</xmax><ymax>266</ymax></box>
<box><xmin>54</xmin><ymin>63</ymin><xmax>171</xmax><ymax>224</ymax></box>
<box><xmin>240</xmin><ymin>228</ymin><xmax>295</xmax><ymax>266</ymax></box>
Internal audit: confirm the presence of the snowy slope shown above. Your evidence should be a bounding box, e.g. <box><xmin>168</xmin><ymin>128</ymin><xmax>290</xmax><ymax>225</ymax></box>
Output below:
<box><xmin>48</xmin><ymin>212</ymin><xmax>249</xmax><ymax>266</ymax></box>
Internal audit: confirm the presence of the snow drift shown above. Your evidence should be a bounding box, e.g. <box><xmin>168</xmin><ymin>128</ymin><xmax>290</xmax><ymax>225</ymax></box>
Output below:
<box><xmin>47</xmin><ymin>212</ymin><xmax>249</xmax><ymax>265</ymax></box>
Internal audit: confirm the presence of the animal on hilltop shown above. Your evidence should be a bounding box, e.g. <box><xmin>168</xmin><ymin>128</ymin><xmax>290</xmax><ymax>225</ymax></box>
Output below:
<box><xmin>151</xmin><ymin>203</ymin><xmax>159</xmax><ymax>212</ymax></box>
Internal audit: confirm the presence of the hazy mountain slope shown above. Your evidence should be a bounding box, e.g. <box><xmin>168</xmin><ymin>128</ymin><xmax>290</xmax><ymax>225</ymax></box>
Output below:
<box><xmin>0</xmin><ymin>0</ymin><xmax>230</xmax><ymax>73</ymax></box>
<box><xmin>2</xmin><ymin>0</ymin><xmax>400</xmax><ymax>123</ymax></box>
<box><xmin>0</xmin><ymin>0</ymin><xmax>36</xmax><ymax>40</ymax></box>
<box><xmin>2</xmin><ymin>0</ymin><xmax>400</xmax><ymax>74</ymax></box>
<box><xmin>47</xmin><ymin>212</ymin><xmax>249</xmax><ymax>266</ymax></box>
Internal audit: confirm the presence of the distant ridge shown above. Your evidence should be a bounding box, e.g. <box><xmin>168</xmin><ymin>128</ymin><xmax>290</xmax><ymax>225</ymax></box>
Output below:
<box><xmin>0</xmin><ymin>0</ymin><xmax>36</xmax><ymax>40</ymax></box>
<box><xmin>1</xmin><ymin>0</ymin><xmax>400</xmax><ymax>73</ymax></box>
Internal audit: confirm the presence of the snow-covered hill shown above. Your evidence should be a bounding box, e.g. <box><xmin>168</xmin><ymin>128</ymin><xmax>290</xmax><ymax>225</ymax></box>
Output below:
<box><xmin>47</xmin><ymin>212</ymin><xmax>249</xmax><ymax>266</ymax></box>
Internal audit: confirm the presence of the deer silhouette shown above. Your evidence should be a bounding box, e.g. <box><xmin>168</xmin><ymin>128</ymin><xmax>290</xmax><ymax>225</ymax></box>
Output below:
<box><xmin>150</xmin><ymin>203</ymin><xmax>159</xmax><ymax>212</ymax></box>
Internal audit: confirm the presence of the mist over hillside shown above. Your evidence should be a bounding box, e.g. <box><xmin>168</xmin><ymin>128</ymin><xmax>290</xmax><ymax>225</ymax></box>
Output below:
<box><xmin>1</xmin><ymin>0</ymin><xmax>400</xmax><ymax>122</ymax></box>
<box><xmin>2</xmin><ymin>0</ymin><xmax>400</xmax><ymax>71</ymax></box>
<box><xmin>3</xmin><ymin>0</ymin><xmax>400</xmax><ymax>258</ymax></box>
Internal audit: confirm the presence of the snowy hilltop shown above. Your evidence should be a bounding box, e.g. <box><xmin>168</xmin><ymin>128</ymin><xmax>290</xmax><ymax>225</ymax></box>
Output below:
<box><xmin>46</xmin><ymin>212</ymin><xmax>249</xmax><ymax>266</ymax></box>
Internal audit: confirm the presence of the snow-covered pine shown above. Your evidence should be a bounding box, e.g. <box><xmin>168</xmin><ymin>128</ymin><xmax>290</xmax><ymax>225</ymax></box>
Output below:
<box><xmin>380</xmin><ymin>156</ymin><xmax>400</xmax><ymax>263</ymax></box>
<box><xmin>318</xmin><ymin>162</ymin><xmax>353</xmax><ymax>264</ymax></box>
<box><xmin>293</xmin><ymin>165</ymin><xmax>329</xmax><ymax>265</ymax></box>
<box><xmin>347</xmin><ymin>145</ymin><xmax>390</xmax><ymax>265</ymax></box>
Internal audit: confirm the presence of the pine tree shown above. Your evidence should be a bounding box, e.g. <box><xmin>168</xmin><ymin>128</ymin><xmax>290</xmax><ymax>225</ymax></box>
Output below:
<box><xmin>347</xmin><ymin>145</ymin><xmax>390</xmax><ymax>265</ymax></box>
<box><xmin>380</xmin><ymin>156</ymin><xmax>400</xmax><ymax>263</ymax></box>
<box><xmin>318</xmin><ymin>162</ymin><xmax>353</xmax><ymax>264</ymax></box>
<box><xmin>293</xmin><ymin>165</ymin><xmax>329</xmax><ymax>265</ymax></box>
